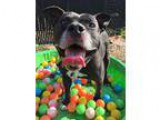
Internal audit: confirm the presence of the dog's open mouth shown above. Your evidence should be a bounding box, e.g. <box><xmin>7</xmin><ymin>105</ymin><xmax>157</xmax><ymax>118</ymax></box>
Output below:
<box><xmin>57</xmin><ymin>44</ymin><xmax>97</xmax><ymax>71</ymax></box>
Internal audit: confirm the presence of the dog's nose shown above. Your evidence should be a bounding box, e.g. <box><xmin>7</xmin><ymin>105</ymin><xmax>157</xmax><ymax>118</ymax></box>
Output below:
<box><xmin>68</xmin><ymin>23</ymin><xmax>85</xmax><ymax>35</ymax></box>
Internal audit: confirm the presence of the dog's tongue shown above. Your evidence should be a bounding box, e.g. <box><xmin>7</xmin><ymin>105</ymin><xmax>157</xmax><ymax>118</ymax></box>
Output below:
<box><xmin>62</xmin><ymin>48</ymin><xmax>86</xmax><ymax>67</ymax></box>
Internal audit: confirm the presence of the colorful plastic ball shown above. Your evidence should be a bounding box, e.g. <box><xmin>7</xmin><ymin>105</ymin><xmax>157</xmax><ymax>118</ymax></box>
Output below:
<box><xmin>57</xmin><ymin>77</ymin><xmax>63</xmax><ymax>83</ymax></box>
<box><xmin>78</xmin><ymin>89</ymin><xmax>87</xmax><ymax>97</ymax></box>
<box><xmin>78</xmin><ymin>96</ymin><xmax>87</xmax><ymax>105</ymax></box>
<box><xmin>43</xmin><ymin>78</ymin><xmax>51</xmax><ymax>83</ymax></box>
<box><xmin>36</xmin><ymin>88</ymin><xmax>42</xmax><ymax>96</ymax></box>
<box><xmin>47</xmin><ymin>107</ymin><xmax>58</xmax><ymax>118</ymax></box>
<box><xmin>36</xmin><ymin>97</ymin><xmax>40</xmax><ymax>104</ymax></box>
<box><xmin>67</xmin><ymin>102</ymin><xmax>76</xmax><ymax>112</ymax></box>
<box><xmin>42</xmin><ymin>61</ymin><xmax>49</xmax><ymax>67</ymax></box>
<box><xmin>36</xmin><ymin>103</ymin><xmax>39</xmax><ymax>113</ymax></box>
<box><xmin>42</xmin><ymin>91</ymin><xmax>51</xmax><ymax>97</ymax></box>
<box><xmin>70</xmin><ymin>95</ymin><xmax>79</xmax><ymax>104</ymax></box>
<box><xmin>36</xmin><ymin>116</ymin><xmax>39</xmax><ymax>120</ymax></box>
<box><xmin>43</xmin><ymin>69</ymin><xmax>51</xmax><ymax>76</ymax></box>
<box><xmin>111</xmin><ymin>109</ymin><xmax>121</xmax><ymax>119</ymax></box>
<box><xmin>113</xmin><ymin>84</ymin><xmax>122</xmax><ymax>93</ymax></box>
<box><xmin>96</xmin><ymin>107</ymin><xmax>105</xmax><ymax>116</ymax></box>
<box><xmin>85</xmin><ymin>107</ymin><xmax>95</xmax><ymax>119</ymax></box>
<box><xmin>88</xmin><ymin>87</ymin><xmax>96</xmax><ymax>94</ymax></box>
<box><xmin>38</xmin><ymin>72</ymin><xmax>45</xmax><ymax>79</ymax></box>
<box><xmin>74</xmin><ymin>78</ymin><xmax>82</xmax><ymax>84</ymax></box>
<box><xmin>86</xmin><ymin>93</ymin><xmax>94</xmax><ymax>100</ymax></box>
<box><xmin>81</xmin><ymin>78</ymin><xmax>88</xmax><ymax>85</ymax></box>
<box><xmin>115</xmin><ymin>99</ymin><xmax>125</xmax><ymax>110</ymax></box>
<box><xmin>48</xmin><ymin>100</ymin><xmax>57</xmax><ymax>107</ymax></box>
<box><xmin>38</xmin><ymin>104</ymin><xmax>48</xmax><ymax>115</ymax></box>
<box><xmin>87</xmin><ymin>100</ymin><xmax>96</xmax><ymax>109</ymax></box>
<box><xmin>103</xmin><ymin>94</ymin><xmax>111</xmax><ymax>103</ymax></box>
<box><xmin>76</xmin><ymin>104</ymin><xmax>86</xmax><ymax>115</ymax></box>
<box><xmin>96</xmin><ymin>99</ymin><xmax>105</xmax><ymax>108</ymax></box>
<box><xmin>70</xmin><ymin>88</ymin><xmax>78</xmax><ymax>96</ymax></box>
<box><xmin>51</xmin><ymin>57</ymin><xmax>56</xmax><ymax>63</ymax></box>
<box><xmin>47</xmin><ymin>85</ymin><xmax>54</xmax><ymax>92</ymax></box>
<box><xmin>106</xmin><ymin>116</ymin><xmax>116</xmax><ymax>120</ymax></box>
<box><xmin>50</xmin><ymin>93</ymin><xmax>59</xmax><ymax>100</ymax></box>
<box><xmin>40</xmin><ymin>97</ymin><xmax>49</xmax><ymax>104</ymax></box>
<box><xmin>50</xmin><ymin>67</ymin><xmax>56</xmax><ymax>73</ymax></box>
<box><xmin>55</xmin><ymin>70</ymin><xmax>61</xmax><ymax>75</ymax></box>
<box><xmin>106</xmin><ymin>102</ymin><xmax>117</xmax><ymax>111</ymax></box>
<box><xmin>74</xmin><ymin>84</ymin><xmax>82</xmax><ymax>90</ymax></box>
<box><xmin>38</xmin><ymin>82</ymin><xmax>47</xmax><ymax>90</ymax></box>
<box><xmin>55</xmin><ymin>87</ymin><xmax>63</xmax><ymax>96</ymax></box>
<box><xmin>95</xmin><ymin>116</ymin><xmax>104</xmax><ymax>120</ymax></box>
<box><xmin>36</xmin><ymin>73</ymin><xmax>39</xmax><ymax>79</ymax></box>
<box><xmin>40</xmin><ymin>115</ymin><xmax>51</xmax><ymax>120</ymax></box>
<box><xmin>45</xmin><ymin>65</ymin><xmax>51</xmax><ymax>70</ymax></box>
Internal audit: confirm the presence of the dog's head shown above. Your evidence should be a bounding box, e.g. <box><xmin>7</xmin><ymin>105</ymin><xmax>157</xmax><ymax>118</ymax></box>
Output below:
<box><xmin>44</xmin><ymin>6</ymin><xmax>111</xmax><ymax>71</ymax></box>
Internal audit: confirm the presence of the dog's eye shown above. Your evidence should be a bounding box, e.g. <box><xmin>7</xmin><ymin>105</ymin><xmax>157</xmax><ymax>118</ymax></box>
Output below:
<box><xmin>89</xmin><ymin>22</ymin><xmax>95</xmax><ymax>28</ymax></box>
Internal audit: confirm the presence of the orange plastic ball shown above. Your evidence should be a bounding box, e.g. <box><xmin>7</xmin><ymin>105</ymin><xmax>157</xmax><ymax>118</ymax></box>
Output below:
<box><xmin>36</xmin><ymin>103</ymin><xmax>39</xmax><ymax>113</ymax></box>
<box><xmin>96</xmin><ymin>99</ymin><xmax>105</xmax><ymax>108</ymax></box>
<box><xmin>50</xmin><ymin>93</ymin><xmax>59</xmax><ymax>100</ymax></box>
<box><xmin>81</xmin><ymin>78</ymin><xmax>88</xmax><ymax>85</ymax></box>
<box><xmin>78</xmin><ymin>97</ymin><xmax>87</xmax><ymax>105</ymax></box>
<box><xmin>55</xmin><ymin>87</ymin><xmax>63</xmax><ymax>96</ymax></box>
<box><xmin>38</xmin><ymin>72</ymin><xmax>45</xmax><ymax>79</ymax></box>
<box><xmin>40</xmin><ymin>115</ymin><xmax>51</xmax><ymax>120</ymax></box>
<box><xmin>74</xmin><ymin>84</ymin><xmax>82</xmax><ymax>91</ymax></box>
<box><xmin>67</xmin><ymin>102</ymin><xmax>76</xmax><ymax>112</ymax></box>
<box><xmin>40</xmin><ymin>97</ymin><xmax>49</xmax><ymax>104</ymax></box>
<box><xmin>70</xmin><ymin>95</ymin><xmax>79</xmax><ymax>104</ymax></box>
<box><xmin>47</xmin><ymin>85</ymin><xmax>54</xmax><ymax>92</ymax></box>
<box><xmin>86</xmin><ymin>93</ymin><xmax>94</xmax><ymax>100</ymax></box>
<box><xmin>79</xmin><ymin>89</ymin><xmax>87</xmax><ymax>97</ymax></box>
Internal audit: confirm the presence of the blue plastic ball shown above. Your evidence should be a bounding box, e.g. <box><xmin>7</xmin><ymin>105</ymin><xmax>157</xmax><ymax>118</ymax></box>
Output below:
<box><xmin>113</xmin><ymin>84</ymin><xmax>122</xmax><ymax>93</ymax></box>
<box><xmin>36</xmin><ymin>88</ymin><xmax>42</xmax><ymax>96</ymax></box>
<box><xmin>74</xmin><ymin>78</ymin><xmax>82</xmax><ymax>84</ymax></box>
<box><xmin>103</xmin><ymin>94</ymin><xmax>111</xmax><ymax>103</ymax></box>
<box><xmin>56</xmin><ymin>70</ymin><xmax>61</xmax><ymax>75</ymax></box>
<box><xmin>45</xmin><ymin>65</ymin><xmax>51</xmax><ymax>70</ymax></box>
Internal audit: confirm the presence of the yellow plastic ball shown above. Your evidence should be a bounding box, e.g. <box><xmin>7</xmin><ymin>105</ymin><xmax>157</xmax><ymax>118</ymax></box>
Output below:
<box><xmin>42</xmin><ymin>61</ymin><xmax>48</xmax><ymax>67</ymax></box>
<box><xmin>51</xmin><ymin>57</ymin><xmax>56</xmax><ymax>63</ymax></box>
<box><xmin>36</xmin><ymin>116</ymin><xmax>39</xmax><ymax>120</ymax></box>
<box><xmin>36</xmin><ymin>97</ymin><xmax>40</xmax><ymax>104</ymax></box>
<box><xmin>36</xmin><ymin>73</ymin><xmax>39</xmax><ymax>79</ymax></box>
<box><xmin>106</xmin><ymin>116</ymin><xmax>116</xmax><ymax>120</ymax></box>
<box><xmin>42</xmin><ymin>91</ymin><xmax>51</xmax><ymax>97</ymax></box>
<box><xmin>106</xmin><ymin>102</ymin><xmax>117</xmax><ymax>111</ymax></box>
<box><xmin>57</xmin><ymin>77</ymin><xmax>63</xmax><ymax>83</ymax></box>
<box><xmin>111</xmin><ymin>109</ymin><xmax>121</xmax><ymax>120</ymax></box>
<box><xmin>95</xmin><ymin>116</ymin><xmax>104</xmax><ymax>120</ymax></box>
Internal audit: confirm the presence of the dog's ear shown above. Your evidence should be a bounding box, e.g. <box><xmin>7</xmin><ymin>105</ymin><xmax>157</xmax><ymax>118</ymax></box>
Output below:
<box><xmin>43</xmin><ymin>5</ymin><xmax>65</xmax><ymax>21</ymax></box>
<box><xmin>95</xmin><ymin>13</ymin><xmax>111</xmax><ymax>30</ymax></box>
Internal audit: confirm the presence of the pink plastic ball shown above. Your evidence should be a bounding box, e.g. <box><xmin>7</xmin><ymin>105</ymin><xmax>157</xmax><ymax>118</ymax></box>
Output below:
<box><xmin>47</xmin><ymin>107</ymin><xmax>58</xmax><ymax>118</ymax></box>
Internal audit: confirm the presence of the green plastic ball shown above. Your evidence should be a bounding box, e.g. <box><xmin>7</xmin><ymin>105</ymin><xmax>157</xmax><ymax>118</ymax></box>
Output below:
<box><xmin>96</xmin><ymin>107</ymin><xmax>105</xmax><ymax>116</ymax></box>
<box><xmin>38</xmin><ymin>104</ymin><xmax>48</xmax><ymax>115</ymax></box>
<box><xmin>38</xmin><ymin>81</ymin><xmax>47</xmax><ymax>90</ymax></box>
<box><xmin>115</xmin><ymin>99</ymin><xmax>125</xmax><ymax>110</ymax></box>
<box><xmin>70</xmin><ymin>88</ymin><xmax>78</xmax><ymax>96</ymax></box>
<box><xmin>76</xmin><ymin>104</ymin><xmax>86</xmax><ymax>115</ymax></box>
<box><xmin>50</xmin><ymin>67</ymin><xmax>56</xmax><ymax>73</ymax></box>
<box><xmin>87</xmin><ymin>100</ymin><xmax>96</xmax><ymax>109</ymax></box>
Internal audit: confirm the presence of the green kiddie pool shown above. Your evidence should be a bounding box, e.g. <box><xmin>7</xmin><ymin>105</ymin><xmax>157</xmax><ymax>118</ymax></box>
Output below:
<box><xmin>36</xmin><ymin>49</ymin><xmax>125</xmax><ymax>120</ymax></box>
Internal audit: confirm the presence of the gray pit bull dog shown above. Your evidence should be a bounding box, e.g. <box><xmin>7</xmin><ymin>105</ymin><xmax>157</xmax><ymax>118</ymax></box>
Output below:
<box><xmin>44</xmin><ymin>6</ymin><xmax>111</xmax><ymax>105</ymax></box>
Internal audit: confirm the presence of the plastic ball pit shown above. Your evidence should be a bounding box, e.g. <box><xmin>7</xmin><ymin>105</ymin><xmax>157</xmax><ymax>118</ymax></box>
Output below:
<box><xmin>36</xmin><ymin>49</ymin><xmax>125</xmax><ymax>120</ymax></box>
